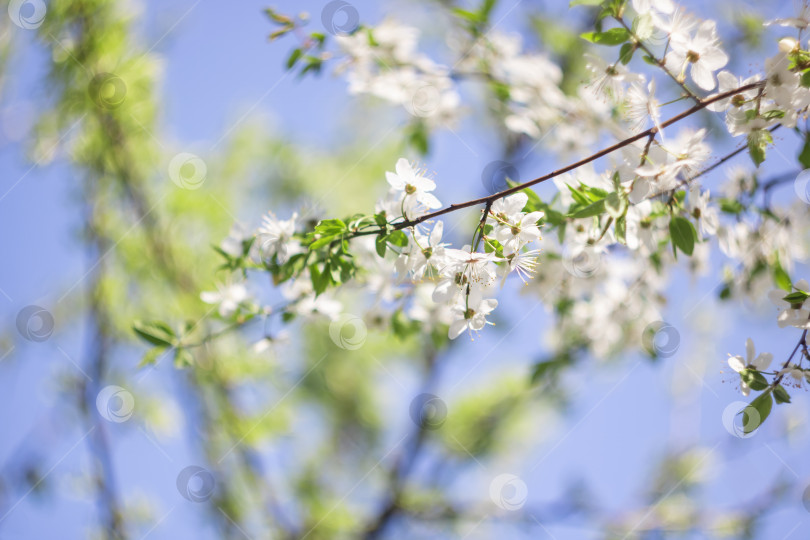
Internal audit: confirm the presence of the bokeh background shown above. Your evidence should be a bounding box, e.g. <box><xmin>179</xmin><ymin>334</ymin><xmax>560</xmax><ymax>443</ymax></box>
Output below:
<box><xmin>2</xmin><ymin>0</ymin><xmax>810</xmax><ymax>538</ymax></box>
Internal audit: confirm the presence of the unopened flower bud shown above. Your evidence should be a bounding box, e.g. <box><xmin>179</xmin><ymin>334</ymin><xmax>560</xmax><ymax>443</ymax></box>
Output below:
<box><xmin>779</xmin><ymin>37</ymin><xmax>799</xmax><ymax>54</ymax></box>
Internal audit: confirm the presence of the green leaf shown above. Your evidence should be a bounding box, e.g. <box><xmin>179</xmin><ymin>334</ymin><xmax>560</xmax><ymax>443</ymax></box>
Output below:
<box><xmin>310</xmin><ymin>264</ymin><xmax>331</xmax><ymax>295</ymax></box>
<box><xmin>373</xmin><ymin>212</ymin><xmax>388</xmax><ymax>228</ymax></box>
<box><xmin>773</xmin><ymin>263</ymin><xmax>792</xmax><ymax>292</ymax></box>
<box><xmin>566</xmin><ymin>184</ymin><xmax>591</xmax><ymax>206</ymax></box>
<box><xmin>799</xmin><ymin>133</ymin><xmax>810</xmax><ymax>169</ymax></box>
<box><xmin>619</xmin><ymin>42</ymin><xmax>635</xmax><ymax>64</ymax></box>
<box><xmin>615</xmin><ymin>215</ymin><xmax>627</xmax><ymax>244</ymax></box>
<box><xmin>570</xmin><ymin>198</ymin><xmax>606</xmax><ymax>218</ymax></box>
<box><xmin>669</xmin><ymin>216</ymin><xmax>696</xmax><ymax>256</ymax></box>
<box><xmin>133</xmin><ymin>320</ymin><xmax>175</xmax><ymax>347</ymax></box>
<box><xmin>530</xmin><ymin>354</ymin><xmax>571</xmax><ymax>385</ymax></box>
<box><xmin>605</xmin><ymin>191</ymin><xmax>626</xmax><ymax>218</ymax></box>
<box><xmin>480</xmin><ymin>0</ymin><xmax>498</xmax><ymax>19</ymax></box>
<box><xmin>570</xmin><ymin>0</ymin><xmax>604</xmax><ymax>5</ymax></box>
<box><xmin>174</xmin><ymin>348</ymin><xmax>194</xmax><ymax>368</ymax></box>
<box><xmin>138</xmin><ymin>346</ymin><xmax>168</xmax><ymax>367</ymax></box>
<box><xmin>718</xmin><ymin>198</ymin><xmax>744</xmax><ymax>214</ymax></box>
<box><xmin>392</xmin><ymin>309</ymin><xmax>420</xmax><ymax>340</ymax></box>
<box><xmin>739</xmin><ymin>391</ymin><xmax>773</xmax><ymax>434</ymax></box>
<box><xmin>375</xmin><ymin>234</ymin><xmax>387</xmax><ymax>257</ymax></box>
<box><xmin>408</xmin><ymin>121</ymin><xmax>429</xmax><ymax>155</ymax></box>
<box><xmin>642</xmin><ymin>54</ymin><xmax>658</xmax><ymax>65</ymax></box>
<box><xmin>773</xmin><ymin>384</ymin><xmax>791</xmax><ymax>404</ymax></box>
<box><xmin>286</xmin><ymin>48</ymin><xmax>302</xmax><ymax>69</ymax></box>
<box><xmin>387</xmin><ymin>230</ymin><xmax>409</xmax><ymax>247</ymax></box>
<box><xmin>740</xmin><ymin>369</ymin><xmax>769</xmax><ymax>391</ymax></box>
<box><xmin>315</xmin><ymin>218</ymin><xmax>347</xmax><ymax>233</ymax></box>
<box><xmin>747</xmin><ymin>129</ymin><xmax>773</xmax><ymax>167</ymax></box>
<box><xmin>580</xmin><ymin>28</ymin><xmax>630</xmax><ymax>46</ymax></box>
<box><xmin>452</xmin><ymin>7</ymin><xmax>483</xmax><ymax>24</ymax></box>
<box><xmin>782</xmin><ymin>291</ymin><xmax>809</xmax><ymax>304</ymax></box>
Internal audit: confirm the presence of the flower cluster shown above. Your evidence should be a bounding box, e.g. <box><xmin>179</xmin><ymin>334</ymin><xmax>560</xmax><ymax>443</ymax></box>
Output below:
<box><xmin>160</xmin><ymin>0</ymin><xmax>810</xmax><ymax>432</ymax></box>
<box><xmin>335</xmin><ymin>20</ymin><xmax>459</xmax><ymax>124</ymax></box>
<box><xmin>377</xmin><ymin>159</ymin><xmax>545</xmax><ymax>340</ymax></box>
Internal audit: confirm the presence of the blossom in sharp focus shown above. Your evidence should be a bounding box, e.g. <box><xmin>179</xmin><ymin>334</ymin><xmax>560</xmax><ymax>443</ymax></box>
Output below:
<box><xmin>489</xmin><ymin>192</ymin><xmax>544</xmax><ymax>254</ymax></box>
<box><xmin>500</xmin><ymin>248</ymin><xmax>540</xmax><ymax>286</ymax></box>
<box><xmin>727</xmin><ymin>338</ymin><xmax>773</xmax><ymax>396</ymax></box>
<box><xmin>396</xmin><ymin>221</ymin><xmax>447</xmax><ymax>280</ymax></box>
<box><xmin>386</xmin><ymin>158</ymin><xmax>442</xmax><ymax>218</ymax></box>
<box><xmin>201</xmin><ymin>282</ymin><xmax>249</xmax><ymax>318</ymax></box>
<box><xmin>665</xmin><ymin>20</ymin><xmax>728</xmax><ymax>90</ymax></box>
<box><xmin>448</xmin><ymin>290</ymin><xmax>498</xmax><ymax>339</ymax></box>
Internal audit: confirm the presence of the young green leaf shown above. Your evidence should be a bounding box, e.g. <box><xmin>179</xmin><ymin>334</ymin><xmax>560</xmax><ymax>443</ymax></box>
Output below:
<box><xmin>669</xmin><ymin>216</ymin><xmax>696</xmax><ymax>256</ymax></box>
<box><xmin>747</xmin><ymin>128</ymin><xmax>773</xmax><ymax>167</ymax></box>
<box><xmin>580</xmin><ymin>28</ymin><xmax>630</xmax><ymax>46</ymax></box>
<box><xmin>570</xmin><ymin>198</ymin><xmax>606</xmax><ymax>218</ymax></box>
<box><xmin>133</xmin><ymin>320</ymin><xmax>176</xmax><ymax>347</ymax></box>
<box><xmin>739</xmin><ymin>391</ymin><xmax>773</xmax><ymax>434</ymax></box>
<box><xmin>138</xmin><ymin>346</ymin><xmax>168</xmax><ymax>367</ymax></box>
<box><xmin>773</xmin><ymin>263</ymin><xmax>792</xmax><ymax>292</ymax></box>
<box><xmin>773</xmin><ymin>384</ymin><xmax>791</xmax><ymax>404</ymax></box>
<box><xmin>375</xmin><ymin>234</ymin><xmax>387</xmax><ymax>257</ymax></box>
<box><xmin>782</xmin><ymin>291</ymin><xmax>810</xmax><ymax>304</ymax></box>
<box><xmin>740</xmin><ymin>369</ymin><xmax>769</xmax><ymax>391</ymax></box>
